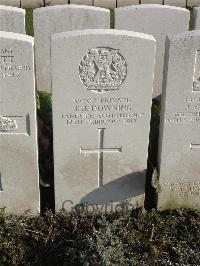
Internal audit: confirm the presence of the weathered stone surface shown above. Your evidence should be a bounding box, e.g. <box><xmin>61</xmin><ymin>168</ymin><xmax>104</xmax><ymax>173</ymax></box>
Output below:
<box><xmin>0</xmin><ymin>6</ymin><xmax>25</xmax><ymax>34</ymax></box>
<box><xmin>141</xmin><ymin>0</ymin><xmax>162</xmax><ymax>4</ymax></box>
<box><xmin>187</xmin><ymin>0</ymin><xmax>200</xmax><ymax>7</ymax></box>
<box><xmin>158</xmin><ymin>31</ymin><xmax>200</xmax><ymax>210</ymax></box>
<box><xmin>94</xmin><ymin>0</ymin><xmax>116</xmax><ymax>8</ymax></box>
<box><xmin>21</xmin><ymin>0</ymin><xmax>44</xmax><ymax>8</ymax></box>
<box><xmin>115</xmin><ymin>4</ymin><xmax>190</xmax><ymax>98</ymax></box>
<box><xmin>45</xmin><ymin>0</ymin><xmax>68</xmax><ymax>6</ymax></box>
<box><xmin>192</xmin><ymin>7</ymin><xmax>200</xmax><ymax>29</ymax></box>
<box><xmin>0</xmin><ymin>0</ymin><xmax>20</xmax><ymax>7</ymax></box>
<box><xmin>117</xmin><ymin>0</ymin><xmax>139</xmax><ymax>7</ymax></box>
<box><xmin>51</xmin><ymin>29</ymin><xmax>156</xmax><ymax>212</ymax></box>
<box><xmin>0</xmin><ymin>31</ymin><xmax>39</xmax><ymax>215</ymax></box>
<box><xmin>70</xmin><ymin>0</ymin><xmax>93</xmax><ymax>5</ymax></box>
<box><xmin>33</xmin><ymin>5</ymin><xmax>110</xmax><ymax>92</ymax></box>
<box><xmin>164</xmin><ymin>0</ymin><xmax>186</xmax><ymax>7</ymax></box>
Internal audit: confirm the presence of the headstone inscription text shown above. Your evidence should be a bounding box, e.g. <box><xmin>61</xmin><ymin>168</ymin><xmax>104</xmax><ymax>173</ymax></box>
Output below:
<box><xmin>0</xmin><ymin>46</ymin><xmax>32</xmax><ymax>135</ymax></box>
<box><xmin>52</xmin><ymin>29</ymin><xmax>156</xmax><ymax>211</ymax></box>
<box><xmin>61</xmin><ymin>97</ymin><xmax>145</xmax><ymax>126</ymax></box>
<box><xmin>163</xmin><ymin>180</ymin><xmax>200</xmax><ymax>198</ymax></box>
<box><xmin>0</xmin><ymin>32</ymin><xmax>39</xmax><ymax>215</ymax></box>
<box><xmin>158</xmin><ymin>31</ymin><xmax>200</xmax><ymax>210</ymax></box>
<box><xmin>0</xmin><ymin>47</ymin><xmax>32</xmax><ymax>102</ymax></box>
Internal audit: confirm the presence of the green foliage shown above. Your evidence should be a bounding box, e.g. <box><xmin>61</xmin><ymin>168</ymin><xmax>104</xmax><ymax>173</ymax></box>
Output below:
<box><xmin>25</xmin><ymin>9</ymin><xmax>34</xmax><ymax>36</ymax></box>
<box><xmin>0</xmin><ymin>208</ymin><xmax>199</xmax><ymax>265</ymax></box>
<box><xmin>37</xmin><ymin>91</ymin><xmax>53</xmax><ymax>185</ymax></box>
<box><xmin>110</xmin><ymin>9</ymin><xmax>114</xmax><ymax>29</ymax></box>
<box><xmin>151</xmin><ymin>99</ymin><xmax>161</xmax><ymax>120</ymax></box>
<box><xmin>187</xmin><ymin>6</ymin><xmax>194</xmax><ymax>30</ymax></box>
<box><xmin>37</xmin><ymin>91</ymin><xmax>52</xmax><ymax>120</ymax></box>
<box><xmin>151</xmin><ymin>168</ymin><xmax>161</xmax><ymax>193</ymax></box>
<box><xmin>36</xmin><ymin>91</ymin><xmax>54</xmax><ymax>210</ymax></box>
<box><xmin>145</xmin><ymin>99</ymin><xmax>161</xmax><ymax>209</ymax></box>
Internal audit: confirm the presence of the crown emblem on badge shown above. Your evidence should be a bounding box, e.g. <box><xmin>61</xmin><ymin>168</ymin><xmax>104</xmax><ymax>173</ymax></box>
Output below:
<box><xmin>79</xmin><ymin>47</ymin><xmax>127</xmax><ymax>93</ymax></box>
<box><xmin>0</xmin><ymin>116</ymin><xmax>17</xmax><ymax>132</ymax></box>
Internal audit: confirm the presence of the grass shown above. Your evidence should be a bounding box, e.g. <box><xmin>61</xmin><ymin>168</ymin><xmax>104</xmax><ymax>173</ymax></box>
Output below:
<box><xmin>25</xmin><ymin>9</ymin><xmax>34</xmax><ymax>36</ymax></box>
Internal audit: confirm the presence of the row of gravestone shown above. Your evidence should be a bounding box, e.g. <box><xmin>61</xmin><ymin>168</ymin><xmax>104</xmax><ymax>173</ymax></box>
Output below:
<box><xmin>0</xmin><ymin>0</ymin><xmax>200</xmax><ymax>9</ymax></box>
<box><xmin>4</xmin><ymin>4</ymin><xmax>200</xmax><ymax>98</ymax></box>
<box><xmin>0</xmin><ymin>4</ymin><xmax>200</xmax><ymax>215</ymax></box>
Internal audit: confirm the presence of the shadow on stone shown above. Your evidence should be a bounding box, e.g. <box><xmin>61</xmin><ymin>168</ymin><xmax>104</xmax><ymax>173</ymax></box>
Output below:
<box><xmin>80</xmin><ymin>171</ymin><xmax>146</xmax><ymax>205</ymax></box>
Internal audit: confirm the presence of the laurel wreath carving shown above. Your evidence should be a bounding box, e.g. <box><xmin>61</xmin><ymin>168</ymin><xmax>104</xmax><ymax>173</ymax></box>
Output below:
<box><xmin>79</xmin><ymin>47</ymin><xmax>127</xmax><ymax>93</ymax></box>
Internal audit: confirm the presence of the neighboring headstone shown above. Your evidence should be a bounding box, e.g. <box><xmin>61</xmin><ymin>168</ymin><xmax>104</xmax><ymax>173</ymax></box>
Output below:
<box><xmin>0</xmin><ymin>0</ymin><xmax>20</xmax><ymax>7</ymax></box>
<box><xmin>117</xmin><ymin>0</ymin><xmax>139</xmax><ymax>7</ymax></box>
<box><xmin>141</xmin><ymin>0</ymin><xmax>162</xmax><ymax>4</ymax></box>
<box><xmin>0</xmin><ymin>31</ymin><xmax>39</xmax><ymax>215</ymax></box>
<box><xmin>0</xmin><ymin>6</ymin><xmax>25</xmax><ymax>34</ymax></box>
<box><xmin>70</xmin><ymin>0</ymin><xmax>93</xmax><ymax>5</ymax></box>
<box><xmin>164</xmin><ymin>0</ymin><xmax>186</xmax><ymax>7</ymax></box>
<box><xmin>115</xmin><ymin>4</ymin><xmax>190</xmax><ymax>98</ymax></box>
<box><xmin>33</xmin><ymin>5</ymin><xmax>110</xmax><ymax>92</ymax></box>
<box><xmin>21</xmin><ymin>0</ymin><xmax>44</xmax><ymax>8</ymax></box>
<box><xmin>45</xmin><ymin>0</ymin><xmax>68</xmax><ymax>5</ymax></box>
<box><xmin>158</xmin><ymin>31</ymin><xmax>200</xmax><ymax>210</ymax></box>
<box><xmin>192</xmin><ymin>7</ymin><xmax>200</xmax><ymax>29</ymax></box>
<box><xmin>51</xmin><ymin>29</ymin><xmax>156</xmax><ymax>212</ymax></box>
<box><xmin>94</xmin><ymin>0</ymin><xmax>116</xmax><ymax>8</ymax></box>
<box><xmin>187</xmin><ymin>0</ymin><xmax>200</xmax><ymax>7</ymax></box>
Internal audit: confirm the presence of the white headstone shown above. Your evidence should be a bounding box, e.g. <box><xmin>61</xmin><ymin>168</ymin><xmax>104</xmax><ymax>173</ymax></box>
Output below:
<box><xmin>94</xmin><ymin>0</ymin><xmax>116</xmax><ymax>8</ymax></box>
<box><xmin>187</xmin><ymin>0</ymin><xmax>200</xmax><ymax>7</ymax></box>
<box><xmin>21</xmin><ymin>0</ymin><xmax>44</xmax><ymax>8</ymax></box>
<box><xmin>0</xmin><ymin>31</ymin><xmax>39</xmax><ymax>215</ymax></box>
<box><xmin>164</xmin><ymin>0</ymin><xmax>186</xmax><ymax>7</ymax></box>
<box><xmin>0</xmin><ymin>0</ymin><xmax>20</xmax><ymax>7</ymax></box>
<box><xmin>192</xmin><ymin>7</ymin><xmax>200</xmax><ymax>29</ymax></box>
<box><xmin>45</xmin><ymin>0</ymin><xmax>69</xmax><ymax>5</ymax></box>
<box><xmin>158</xmin><ymin>31</ymin><xmax>200</xmax><ymax>210</ymax></box>
<box><xmin>70</xmin><ymin>0</ymin><xmax>93</xmax><ymax>5</ymax></box>
<box><xmin>115</xmin><ymin>4</ymin><xmax>190</xmax><ymax>98</ymax></box>
<box><xmin>33</xmin><ymin>5</ymin><xmax>110</xmax><ymax>93</ymax></box>
<box><xmin>141</xmin><ymin>0</ymin><xmax>162</xmax><ymax>3</ymax></box>
<box><xmin>0</xmin><ymin>5</ymin><xmax>25</xmax><ymax>34</ymax></box>
<box><xmin>51</xmin><ymin>29</ymin><xmax>156</xmax><ymax>212</ymax></box>
<box><xmin>117</xmin><ymin>0</ymin><xmax>139</xmax><ymax>7</ymax></box>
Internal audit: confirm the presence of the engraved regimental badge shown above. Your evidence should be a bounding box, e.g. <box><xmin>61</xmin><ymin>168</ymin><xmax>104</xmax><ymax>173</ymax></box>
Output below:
<box><xmin>79</xmin><ymin>47</ymin><xmax>127</xmax><ymax>93</ymax></box>
<box><xmin>0</xmin><ymin>116</ymin><xmax>17</xmax><ymax>132</ymax></box>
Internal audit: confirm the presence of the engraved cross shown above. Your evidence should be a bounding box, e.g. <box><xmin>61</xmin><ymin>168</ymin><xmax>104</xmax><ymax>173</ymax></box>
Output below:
<box><xmin>80</xmin><ymin>128</ymin><xmax>122</xmax><ymax>188</ymax></box>
<box><xmin>190</xmin><ymin>143</ymin><xmax>200</xmax><ymax>149</ymax></box>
